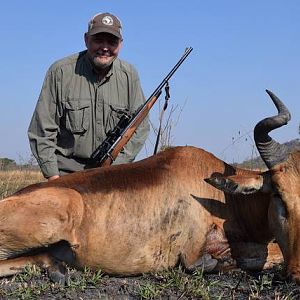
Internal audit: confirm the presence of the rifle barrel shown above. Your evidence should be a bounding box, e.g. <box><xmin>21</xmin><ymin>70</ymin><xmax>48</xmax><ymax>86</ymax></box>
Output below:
<box><xmin>148</xmin><ymin>47</ymin><xmax>193</xmax><ymax>101</ymax></box>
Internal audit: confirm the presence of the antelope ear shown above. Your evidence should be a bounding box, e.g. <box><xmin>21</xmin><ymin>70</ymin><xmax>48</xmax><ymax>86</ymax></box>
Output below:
<box><xmin>204</xmin><ymin>174</ymin><xmax>267</xmax><ymax>195</ymax></box>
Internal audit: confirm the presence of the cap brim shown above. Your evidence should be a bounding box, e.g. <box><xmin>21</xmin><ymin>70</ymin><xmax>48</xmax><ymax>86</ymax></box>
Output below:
<box><xmin>88</xmin><ymin>26</ymin><xmax>122</xmax><ymax>39</ymax></box>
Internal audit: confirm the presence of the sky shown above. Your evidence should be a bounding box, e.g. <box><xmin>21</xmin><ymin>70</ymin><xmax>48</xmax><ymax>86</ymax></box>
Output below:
<box><xmin>0</xmin><ymin>0</ymin><xmax>299</xmax><ymax>164</ymax></box>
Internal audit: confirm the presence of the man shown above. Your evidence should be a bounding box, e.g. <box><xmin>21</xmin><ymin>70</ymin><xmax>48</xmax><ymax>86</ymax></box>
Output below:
<box><xmin>28</xmin><ymin>12</ymin><xmax>150</xmax><ymax>181</ymax></box>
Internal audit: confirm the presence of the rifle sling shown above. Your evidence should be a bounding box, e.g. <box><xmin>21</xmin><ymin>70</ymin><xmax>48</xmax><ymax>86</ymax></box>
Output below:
<box><xmin>153</xmin><ymin>82</ymin><xmax>170</xmax><ymax>155</ymax></box>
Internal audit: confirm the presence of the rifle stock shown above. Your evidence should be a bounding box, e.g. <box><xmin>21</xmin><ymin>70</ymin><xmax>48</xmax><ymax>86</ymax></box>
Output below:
<box><xmin>91</xmin><ymin>47</ymin><xmax>193</xmax><ymax>167</ymax></box>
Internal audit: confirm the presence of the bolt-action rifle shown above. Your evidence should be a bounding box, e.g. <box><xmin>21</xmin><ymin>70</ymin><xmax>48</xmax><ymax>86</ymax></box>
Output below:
<box><xmin>90</xmin><ymin>47</ymin><xmax>193</xmax><ymax>167</ymax></box>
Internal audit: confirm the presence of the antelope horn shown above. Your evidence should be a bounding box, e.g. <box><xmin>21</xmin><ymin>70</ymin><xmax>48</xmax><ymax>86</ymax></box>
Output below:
<box><xmin>254</xmin><ymin>90</ymin><xmax>291</xmax><ymax>169</ymax></box>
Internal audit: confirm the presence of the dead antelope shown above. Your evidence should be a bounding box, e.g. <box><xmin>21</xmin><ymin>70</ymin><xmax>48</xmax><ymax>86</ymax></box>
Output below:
<box><xmin>0</xmin><ymin>91</ymin><xmax>290</xmax><ymax>283</ymax></box>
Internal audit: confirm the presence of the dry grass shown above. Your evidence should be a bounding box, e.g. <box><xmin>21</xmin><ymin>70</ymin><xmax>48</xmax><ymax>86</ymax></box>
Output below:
<box><xmin>0</xmin><ymin>170</ymin><xmax>44</xmax><ymax>199</ymax></box>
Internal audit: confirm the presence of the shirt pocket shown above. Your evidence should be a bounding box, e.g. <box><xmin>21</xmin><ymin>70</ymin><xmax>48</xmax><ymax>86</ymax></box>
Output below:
<box><xmin>65</xmin><ymin>99</ymin><xmax>91</xmax><ymax>134</ymax></box>
<box><xmin>105</xmin><ymin>105</ymin><xmax>130</xmax><ymax>134</ymax></box>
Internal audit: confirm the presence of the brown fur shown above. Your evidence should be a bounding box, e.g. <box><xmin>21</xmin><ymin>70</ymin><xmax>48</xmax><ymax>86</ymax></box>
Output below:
<box><xmin>0</xmin><ymin>146</ymin><xmax>282</xmax><ymax>277</ymax></box>
<box><xmin>205</xmin><ymin>150</ymin><xmax>300</xmax><ymax>283</ymax></box>
<box><xmin>267</xmin><ymin>152</ymin><xmax>300</xmax><ymax>282</ymax></box>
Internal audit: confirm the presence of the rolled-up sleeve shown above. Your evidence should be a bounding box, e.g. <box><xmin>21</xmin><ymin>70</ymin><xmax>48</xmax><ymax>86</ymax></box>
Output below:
<box><xmin>28</xmin><ymin>69</ymin><xmax>60</xmax><ymax>178</ymax></box>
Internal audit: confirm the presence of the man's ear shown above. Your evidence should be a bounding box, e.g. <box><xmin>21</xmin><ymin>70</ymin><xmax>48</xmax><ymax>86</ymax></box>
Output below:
<box><xmin>118</xmin><ymin>38</ymin><xmax>123</xmax><ymax>50</ymax></box>
<box><xmin>84</xmin><ymin>33</ymin><xmax>89</xmax><ymax>48</ymax></box>
<box><xmin>204</xmin><ymin>173</ymin><xmax>269</xmax><ymax>195</ymax></box>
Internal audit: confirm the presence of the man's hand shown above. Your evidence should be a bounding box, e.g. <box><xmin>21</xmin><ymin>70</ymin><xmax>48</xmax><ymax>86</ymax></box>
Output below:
<box><xmin>48</xmin><ymin>175</ymin><xmax>60</xmax><ymax>181</ymax></box>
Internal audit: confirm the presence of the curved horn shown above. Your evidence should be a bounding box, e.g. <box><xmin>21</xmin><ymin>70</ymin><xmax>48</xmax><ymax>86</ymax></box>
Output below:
<box><xmin>254</xmin><ymin>90</ymin><xmax>291</xmax><ymax>169</ymax></box>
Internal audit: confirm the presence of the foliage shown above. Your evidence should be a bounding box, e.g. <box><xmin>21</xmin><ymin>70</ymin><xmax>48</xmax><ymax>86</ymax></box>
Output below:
<box><xmin>138</xmin><ymin>282</ymin><xmax>162</xmax><ymax>299</ymax></box>
<box><xmin>148</xmin><ymin>100</ymin><xmax>186</xmax><ymax>154</ymax></box>
<box><xmin>0</xmin><ymin>154</ymin><xmax>39</xmax><ymax>172</ymax></box>
<box><xmin>66</xmin><ymin>267</ymin><xmax>104</xmax><ymax>290</ymax></box>
<box><xmin>0</xmin><ymin>157</ymin><xmax>16</xmax><ymax>170</ymax></box>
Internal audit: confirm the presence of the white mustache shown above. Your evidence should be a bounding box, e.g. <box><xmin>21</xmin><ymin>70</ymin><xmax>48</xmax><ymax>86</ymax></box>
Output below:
<box><xmin>96</xmin><ymin>50</ymin><xmax>111</xmax><ymax>57</ymax></box>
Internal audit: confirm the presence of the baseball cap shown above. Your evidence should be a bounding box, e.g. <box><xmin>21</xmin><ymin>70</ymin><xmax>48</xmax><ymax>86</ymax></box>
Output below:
<box><xmin>87</xmin><ymin>13</ymin><xmax>122</xmax><ymax>39</ymax></box>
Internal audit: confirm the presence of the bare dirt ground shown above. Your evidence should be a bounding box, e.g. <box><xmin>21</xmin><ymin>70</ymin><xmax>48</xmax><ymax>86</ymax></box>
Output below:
<box><xmin>0</xmin><ymin>265</ymin><xmax>299</xmax><ymax>299</ymax></box>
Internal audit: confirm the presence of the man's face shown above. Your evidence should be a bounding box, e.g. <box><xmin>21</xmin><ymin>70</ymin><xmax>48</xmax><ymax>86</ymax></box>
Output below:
<box><xmin>85</xmin><ymin>32</ymin><xmax>122</xmax><ymax>70</ymax></box>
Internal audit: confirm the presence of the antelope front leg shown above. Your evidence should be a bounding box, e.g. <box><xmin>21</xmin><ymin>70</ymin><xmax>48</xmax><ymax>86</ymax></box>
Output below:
<box><xmin>0</xmin><ymin>252</ymin><xmax>67</xmax><ymax>284</ymax></box>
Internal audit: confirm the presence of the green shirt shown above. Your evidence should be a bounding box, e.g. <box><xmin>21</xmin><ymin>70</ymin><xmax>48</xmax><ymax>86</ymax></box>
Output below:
<box><xmin>28</xmin><ymin>51</ymin><xmax>150</xmax><ymax>178</ymax></box>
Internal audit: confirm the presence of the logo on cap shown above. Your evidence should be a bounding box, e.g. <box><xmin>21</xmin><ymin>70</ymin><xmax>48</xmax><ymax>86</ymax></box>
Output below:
<box><xmin>102</xmin><ymin>16</ymin><xmax>114</xmax><ymax>26</ymax></box>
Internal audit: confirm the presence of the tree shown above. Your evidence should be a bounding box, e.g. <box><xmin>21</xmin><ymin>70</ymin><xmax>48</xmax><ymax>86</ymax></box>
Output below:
<box><xmin>0</xmin><ymin>158</ymin><xmax>16</xmax><ymax>170</ymax></box>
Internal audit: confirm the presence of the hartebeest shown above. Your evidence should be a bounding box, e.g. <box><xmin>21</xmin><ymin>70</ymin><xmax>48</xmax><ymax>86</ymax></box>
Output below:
<box><xmin>0</xmin><ymin>90</ymin><xmax>291</xmax><ymax>283</ymax></box>
<box><xmin>207</xmin><ymin>90</ymin><xmax>300</xmax><ymax>283</ymax></box>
